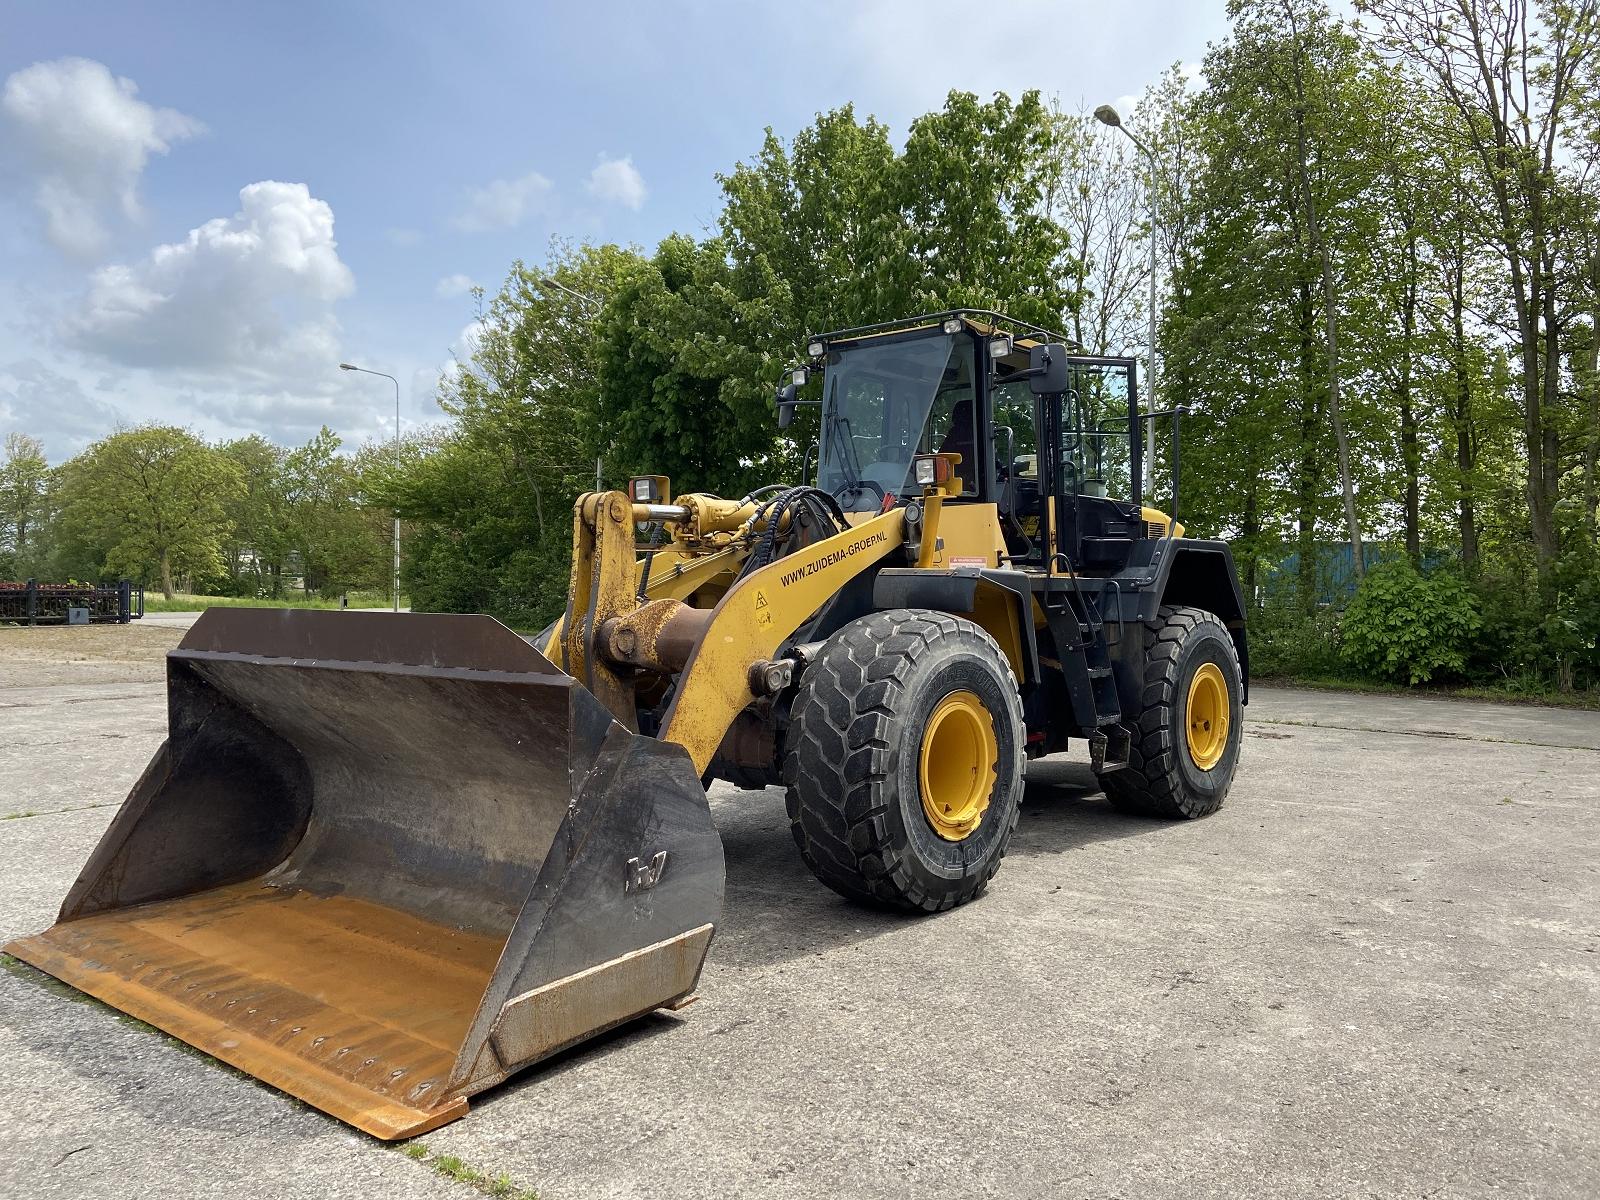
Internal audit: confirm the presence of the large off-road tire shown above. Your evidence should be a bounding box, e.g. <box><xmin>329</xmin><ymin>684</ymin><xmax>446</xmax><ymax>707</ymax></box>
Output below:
<box><xmin>782</xmin><ymin>609</ymin><xmax>1024</xmax><ymax>912</ymax></box>
<box><xmin>1102</xmin><ymin>604</ymin><xmax>1243</xmax><ymax>819</ymax></box>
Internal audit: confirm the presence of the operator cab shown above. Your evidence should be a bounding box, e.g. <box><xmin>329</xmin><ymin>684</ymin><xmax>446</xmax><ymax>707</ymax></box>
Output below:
<box><xmin>787</xmin><ymin>312</ymin><xmax>1154</xmax><ymax>575</ymax></box>
<box><xmin>811</xmin><ymin>323</ymin><xmax>982</xmax><ymax>511</ymax></box>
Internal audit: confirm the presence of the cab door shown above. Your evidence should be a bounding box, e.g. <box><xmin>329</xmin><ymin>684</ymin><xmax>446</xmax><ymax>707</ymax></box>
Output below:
<box><xmin>1044</xmin><ymin>357</ymin><xmax>1143</xmax><ymax>576</ymax></box>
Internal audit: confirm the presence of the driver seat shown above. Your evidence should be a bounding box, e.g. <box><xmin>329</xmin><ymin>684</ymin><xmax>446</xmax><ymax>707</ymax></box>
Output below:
<box><xmin>1000</xmin><ymin>454</ymin><xmax>1039</xmax><ymax>559</ymax></box>
<box><xmin>937</xmin><ymin>399</ymin><xmax>976</xmax><ymax>491</ymax></box>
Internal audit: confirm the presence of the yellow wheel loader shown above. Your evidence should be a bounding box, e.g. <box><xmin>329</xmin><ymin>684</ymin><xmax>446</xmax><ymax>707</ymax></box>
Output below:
<box><xmin>7</xmin><ymin>311</ymin><xmax>1248</xmax><ymax>1140</ymax></box>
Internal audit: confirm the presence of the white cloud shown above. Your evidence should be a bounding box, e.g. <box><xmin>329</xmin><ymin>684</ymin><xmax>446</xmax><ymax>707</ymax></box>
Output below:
<box><xmin>67</xmin><ymin>180</ymin><xmax>353</xmax><ymax>374</ymax></box>
<box><xmin>411</xmin><ymin>363</ymin><xmax>447</xmax><ymax>414</ymax></box>
<box><xmin>0</xmin><ymin>358</ymin><xmax>125</xmax><ymax>458</ymax></box>
<box><xmin>586</xmin><ymin>154</ymin><xmax>647</xmax><ymax>211</ymax></box>
<box><xmin>57</xmin><ymin>181</ymin><xmax>370</xmax><ymax>444</ymax></box>
<box><xmin>456</xmin><ymin>318</ymin><xmax>488</xmax><ymax>357</ymax></box>
<box><xmin>435</xmin><ymin>273</ymin><xmax>477</xmax><ymax>299</ymax></box>
<box><xmin>452</xmin><ymin>171</ymin><xmax>552</xmax><ymax>232</ymax></box>
<box><xmin>1</xmin><ymin>57</ymin><xmax>203</xmax><ymax>258</ymax></box>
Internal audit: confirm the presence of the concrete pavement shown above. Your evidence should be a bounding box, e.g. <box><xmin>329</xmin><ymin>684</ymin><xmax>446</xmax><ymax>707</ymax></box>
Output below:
<box><xmin>1</xmin><ymin>675</ymin><xmax>1596</xmax><ymax>1199</ymax></box>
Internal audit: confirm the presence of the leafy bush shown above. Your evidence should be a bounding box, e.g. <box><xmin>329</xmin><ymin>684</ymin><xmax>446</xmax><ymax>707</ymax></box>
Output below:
<box><xmin>1340</xmin><ymin>560</ymin><xmax>1481</xmax><ymax>684</ymax></box>
<box><xmin>1249</xmin><ymin>598</ymin><xmax>1345</xmax><ymax>678</ymax></box>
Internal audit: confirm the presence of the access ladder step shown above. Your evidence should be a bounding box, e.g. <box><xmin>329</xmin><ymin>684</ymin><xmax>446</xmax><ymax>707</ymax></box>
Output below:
<box><xmin>1090</xmin><ymin>723</ymin><xmax>1133</xmax><ymax>773</ymax></box>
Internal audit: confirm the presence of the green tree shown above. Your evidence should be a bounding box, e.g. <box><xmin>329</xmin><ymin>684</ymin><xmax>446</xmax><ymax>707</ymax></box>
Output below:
<box><xmin>1166</xmin><ymin>1</ymin><xmax>1395</xmax><ymax>602</ymax></box>
<box><xmin>382</xmin><ymin>242</ymin><xmax>646</xmax><ymax>624</ymax></box>
<box><xmin>0</xmin><ymin>432</ymin><xmax>50</xmax><ymax>577</ymax></box>
<box><xmin>218</xmin><ymin>435</ymin><xmax>290</xmax><ymax>596</ymax></box>
<box><xmin>592</xmin><ymin>233</ymin><xmax>780</xmax><ymax>496</ymax></box>
<box><xmin>57</xmin><ymin>426</ymin><xmax>242</xmax><ymax>598</ymax></box>
<box><xmin>282</xmin><ymin>427</ymin><xmax>386</xmax><ymax>596</ymax></box>
<box><xmin>891</xmin><ymin>90</ymin><xmax>1075</xmax><ymax>328</ymax></box>
<box><xmin>1359</xmin><ymin>0</ymin><xmax>1600</xmax><ymax>593</ymax></box>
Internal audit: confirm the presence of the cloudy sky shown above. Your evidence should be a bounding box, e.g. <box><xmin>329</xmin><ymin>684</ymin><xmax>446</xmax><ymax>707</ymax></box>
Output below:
<box><xmin>0</xmin><ymin>1</ymin><xmax>1231</xmax><ymax>461</ymax></box>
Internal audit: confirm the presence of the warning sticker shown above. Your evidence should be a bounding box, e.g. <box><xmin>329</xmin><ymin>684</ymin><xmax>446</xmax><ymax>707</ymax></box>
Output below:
<box><xmin>949</xmin><ymin>556</ymin><xmax>989</xmax><ymax>569</ymax></box>
<box><xmin>755</xmin><ymin>589</ymin><xmax>772</xmax><ymax>626</ymax></box>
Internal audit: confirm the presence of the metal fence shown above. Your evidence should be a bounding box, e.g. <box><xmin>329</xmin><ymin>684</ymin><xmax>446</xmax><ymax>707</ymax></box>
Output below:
<box><xmin>1258</xmin><ymin>544</ymin><xmax>1448</xmax><ymax>607</ymax></box>
<box><xmin>0</xmin><ymin>580</ymin><xmax>144</xmax><ymax>625</ymax></box>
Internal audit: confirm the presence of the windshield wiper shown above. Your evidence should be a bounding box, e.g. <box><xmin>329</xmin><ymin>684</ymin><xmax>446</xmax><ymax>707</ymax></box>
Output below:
<box><xmin>824</xmin><ymin>375</ymin><xmax>867</xmax><ymax>496</ymax></box>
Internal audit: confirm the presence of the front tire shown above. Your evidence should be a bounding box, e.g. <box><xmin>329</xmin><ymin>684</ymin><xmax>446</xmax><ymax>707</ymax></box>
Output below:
<box><xmin>782</xmin><ymin>610</ymin><xmax>1024</xmax><ymax>912</ymax></box>
<box><xmin>1102</xmin><ymin>604</ymin><xmax>1242</xmax><ymax>819</ymax></box>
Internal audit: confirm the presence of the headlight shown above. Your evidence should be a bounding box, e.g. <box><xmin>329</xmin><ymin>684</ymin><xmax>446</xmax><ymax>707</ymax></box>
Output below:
<box><xmin>807</xmin><ymin>339</ymin><xmax>825</xmax><ymax>357</ymax></box>
<box><xmin>941</xmin><ymin>317</ymin><xmax>964</xmax><ymax>334</ymax></box>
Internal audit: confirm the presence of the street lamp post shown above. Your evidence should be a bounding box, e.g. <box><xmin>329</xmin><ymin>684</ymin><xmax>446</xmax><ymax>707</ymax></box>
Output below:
<box><xmin>339</xmin><ymin>363</ymin><xmax>401</xmax><ymax>613</ymax></box>
<box><xmin>1095</xmin><ymin>103</ymin><xmax>1160</xmax><ymax>499</ymax></box>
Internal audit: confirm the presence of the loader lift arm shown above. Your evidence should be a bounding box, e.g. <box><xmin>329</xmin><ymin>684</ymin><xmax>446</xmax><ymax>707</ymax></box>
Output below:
<box><xmin>559</xmin><ymin>488</ymin><xmax>909</xmax><ymax>776</ymax></box>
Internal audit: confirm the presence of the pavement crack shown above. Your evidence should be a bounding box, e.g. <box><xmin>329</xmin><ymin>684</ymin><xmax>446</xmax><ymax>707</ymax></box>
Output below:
<box><xmin>51</xmin><ymin>1145</ymin><xmax>91</xmax><ymax>1168</ymax></box>
<box><xmin>14</xmin><ymin>733</ymin><xmax>137</xmax><ymax>746</ymax></box>
<box><xmin>2</xmin><ymin>801</ymin><xmax>121</xmax><ymax>821</ymax></box>
<box><xmin>1254</xmin><ymin>717</ymin><xmax>1599</xmax><ymax>752</ymax></box>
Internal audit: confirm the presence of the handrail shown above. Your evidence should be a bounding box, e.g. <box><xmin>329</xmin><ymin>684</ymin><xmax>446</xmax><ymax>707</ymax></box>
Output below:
<box><xmin>1049</xmin><ymin>551</ymin><xmax>1100</xmax><ymax>650</ymax></box>
<box><xmin>809</xmin><ymin>308</ymin><xmax>1076</xmax><ymax>349</ymax></box>
<box><xmin>1101</xmin><ymin>577</ymin><xmax>1124</xmax><ymax>646</ymax></box>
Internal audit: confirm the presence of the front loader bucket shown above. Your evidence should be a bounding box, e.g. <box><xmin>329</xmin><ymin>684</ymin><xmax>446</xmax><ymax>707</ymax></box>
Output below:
<box><xmin>5</xmin><ymin>609</ymin><xmax>724</xmax><ymax>1140</ymax></box>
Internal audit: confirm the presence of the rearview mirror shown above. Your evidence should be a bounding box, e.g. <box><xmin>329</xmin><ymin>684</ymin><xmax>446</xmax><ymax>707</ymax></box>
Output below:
<box><xmin>1029</xmin><ymin>344</ymin><xmax>1070</xmax><ymax>395</ymax></box>
<box><xmin>775</xmin><ymin>380</ymin><xmax>797</xmax><ymax>429</ymax></box>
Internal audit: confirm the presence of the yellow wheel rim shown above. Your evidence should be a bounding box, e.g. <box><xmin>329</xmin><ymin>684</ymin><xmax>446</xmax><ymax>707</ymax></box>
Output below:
<box><xmin>918</xmin><ymin>690</ymin><xmax>998</xmax><ymax>841</ymax></box>
<box><xmin>1185</xmin><ymin>661</ymin><xmax>1229</xmax><ymax>771</ymax></box>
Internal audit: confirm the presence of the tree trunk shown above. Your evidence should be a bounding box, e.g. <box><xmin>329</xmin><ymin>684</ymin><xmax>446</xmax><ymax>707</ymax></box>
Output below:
<box><xmin>1498</xmin><ymin>167</ymin><xmax>1557</xmax><ymax>593</ymax></box>
<box><xmin>1294</xmin><ymin>284</ymin><xmax>1323</xmax><ymax>612</ymax></box>
<box><xmin>1285</xmin><ymin>0</ymin><xmax>1363</xmax><ymax>581</ymax></box>
<box><xmin>1398</xmin><ymin>230</ymin><xmax>1420</xmax><ymax>564</ymax></box>
<box><xmin>1242</xmin><ymin>472</ymin><xmax>1261</xmax><ymax>597</ymax></box>
<box><xmin>1448</xmin><ymin>254</ymin><xmax>1478</xmax><ymax>571</ymax></box>
<box><xmin>1586</xmin><ymin>306</ymin><xmax>1600</xmax><ymax>547</ymax></box>
<box><xmin>1538</xmin><ymin>249</ymin><xmax>1563</xmax><ymax>576</ymax></box>
<box><xmin>159</xmin><ymin>550</ymin><xmax>175</xmax><ymax>601</ymax></box>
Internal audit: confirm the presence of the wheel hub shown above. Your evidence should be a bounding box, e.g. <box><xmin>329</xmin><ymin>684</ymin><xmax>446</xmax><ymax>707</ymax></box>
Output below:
<box><xmin>918</xmin><ymin>690</ymin><xmax>998</xmax><ymax>841</ymax></box>
<box><xmin>1185</xmin><ymin>661</ymin><xmax>1228</xmax><ymax>770</ymax></box>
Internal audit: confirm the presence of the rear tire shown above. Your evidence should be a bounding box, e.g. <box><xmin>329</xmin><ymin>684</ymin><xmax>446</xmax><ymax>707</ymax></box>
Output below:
<box><xmin>782</xmin><ymin>610</ymin><xmax>1024</xmax><ymax>912</ymax></box>
<box><xmin>1102</xmin><ymin>604</ymin><xmax>1242</xmax><ymax>818</ymax></box>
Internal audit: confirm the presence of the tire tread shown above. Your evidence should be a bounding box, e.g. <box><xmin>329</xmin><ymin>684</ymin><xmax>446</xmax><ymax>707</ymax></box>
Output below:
<box><xmin>783</xmin><ymin>609</ymin><xmax>1023</xmax><ymax>912</ymax></box>
<box><xmin>1102</xmin><ymin>604</ymin><xmax>1238</xmax><ymax>819</ymax></box>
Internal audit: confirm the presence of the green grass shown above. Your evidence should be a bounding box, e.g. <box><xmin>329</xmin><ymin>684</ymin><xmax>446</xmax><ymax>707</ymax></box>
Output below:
<box><xmin>395</xmin><ymin>1143</ymin><xmax>538</xmax><ymax>1199</ymax></box>
<box><xmin>1256</xmin><ymin>672</ymin><xmax>1600</xmax><ymax>711</ymax></box>
<box><xmin>143</xmin><ymin>588</ymin><xmax>402</xmax><ymax>612</ymax></box>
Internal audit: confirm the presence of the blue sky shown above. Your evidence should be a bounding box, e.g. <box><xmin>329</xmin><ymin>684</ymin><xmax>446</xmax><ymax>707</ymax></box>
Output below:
<box><xmin>0</xmin><ymin>1</ymin><xmax>1232</xmax><ymax>460</ymax></box>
